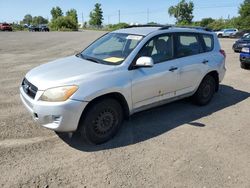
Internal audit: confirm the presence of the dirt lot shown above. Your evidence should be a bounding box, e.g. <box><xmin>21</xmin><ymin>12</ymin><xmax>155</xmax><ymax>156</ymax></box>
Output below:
<box><xmin>0</xmin><ymin>31</ymin><xmax>249</xmax><ymax>188</ymax></box>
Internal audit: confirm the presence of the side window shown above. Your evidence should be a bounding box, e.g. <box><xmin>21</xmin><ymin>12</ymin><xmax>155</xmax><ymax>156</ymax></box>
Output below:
<box><xmin>176</xmin><ymin>34</ymin><xmax>202</xmax><ymax>58</ymax></box>
<box><xmin>202</xmin><ymin>34</ymin><xmax>214</xmax><ymax>52</ymax></box>
<box><xmin>137</xmin><ymin>34</ymin><xmax>174</xmax><ymax>64</ymax></box>
<box><xmin>128</xmin><ymin>40</ymin><xmax>138</xmax><ymax>50</ymax></box>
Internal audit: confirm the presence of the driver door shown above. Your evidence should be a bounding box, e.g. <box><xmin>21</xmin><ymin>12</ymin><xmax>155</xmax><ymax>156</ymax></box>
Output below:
<box><xmin>131</xmin><ymin>34</ymin><xmax>178</xmax><ymax>110</ymax></box>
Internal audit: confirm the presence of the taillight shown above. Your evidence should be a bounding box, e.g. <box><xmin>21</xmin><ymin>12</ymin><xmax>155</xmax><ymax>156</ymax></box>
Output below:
<box><xmin>220</xmin><ymin>49</ymin><xmax>226</xmax><ymax>58</ymax></box>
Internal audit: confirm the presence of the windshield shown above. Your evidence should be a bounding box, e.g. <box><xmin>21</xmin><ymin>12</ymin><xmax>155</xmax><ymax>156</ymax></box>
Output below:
<box><xmin>242</xmin><ymin>34</ymin><xmax>250</xmax><ymax>40</ymax></box>
<box><xmin>80</xmin><ymin>33</ymin><xmax>143</xmax><ymax>65</ymax></box>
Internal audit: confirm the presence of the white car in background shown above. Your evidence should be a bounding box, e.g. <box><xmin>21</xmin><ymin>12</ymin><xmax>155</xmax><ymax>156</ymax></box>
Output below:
<box><xmin>216</xmin><ymin>28</ymin><xmax>238</xmax><ymax>38</ymax></box>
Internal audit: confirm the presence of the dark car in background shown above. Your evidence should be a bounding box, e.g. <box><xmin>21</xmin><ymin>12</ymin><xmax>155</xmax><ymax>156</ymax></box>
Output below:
<box><xmin>29</xmin><ymin>25</ymin><xmax>49</xmax><ymax>32</ymax></box>
<box><xmin>28</xmin><ymin>25</ymin><xmax>39</xmax><ymax>32</ymax></box>
<box><xmin>39</xmin><ymin>25</ymin><xmax>49</xmax><ymax>32</ymax></box>
<box><xmin>240</xmin><ymin>46</ymin><xmax>250</xmax><ymax>69</ymax></box>
<box><xmin>233</xmin><ymin>34</ymin><xmax>250</xmax><ymax>53</ymax></box>
<box><xmin>230</xmin><ymin>30</ymin><xmax>250</xmax><ymax>38</ymax></box>
<box><xmin>0</xmin><ymin>23</ymin><xmax>12</xmax><ymax>31</ymax></box>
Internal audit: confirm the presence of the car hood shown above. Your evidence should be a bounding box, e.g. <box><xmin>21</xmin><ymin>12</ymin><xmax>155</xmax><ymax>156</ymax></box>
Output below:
<box><xmin>25</xmin><ymin>55</ymin><xmax>117</xmax><ymax>90</ymax></box>
<box><xmin>236</xmin><ymin>39</ymin><xmax>250</xmax><ymax>44</ymax></box>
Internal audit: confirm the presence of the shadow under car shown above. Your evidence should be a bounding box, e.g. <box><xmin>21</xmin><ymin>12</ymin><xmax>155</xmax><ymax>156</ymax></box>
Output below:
<box><xmin>57</xmin><ymin>85</ymin><xmax>250</xmax><ymax>151</ymax></box>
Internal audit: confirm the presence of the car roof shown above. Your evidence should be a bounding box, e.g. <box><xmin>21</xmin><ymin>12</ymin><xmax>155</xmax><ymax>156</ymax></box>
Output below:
<box><xmin>113</xmin><ymin>26</ymin><xmax>212</xmax><ymax>36</ymax></box>
<box><xmin>113</xmin><ymin>27</ymin><xmax>161</xmax><ymax>36</ymax></box>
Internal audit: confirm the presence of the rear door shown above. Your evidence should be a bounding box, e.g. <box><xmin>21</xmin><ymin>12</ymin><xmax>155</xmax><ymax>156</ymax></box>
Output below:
<box><xmin>174</xmin><ymin>33</ymin><xmax>210</xmax><ymax>96</ymax></box>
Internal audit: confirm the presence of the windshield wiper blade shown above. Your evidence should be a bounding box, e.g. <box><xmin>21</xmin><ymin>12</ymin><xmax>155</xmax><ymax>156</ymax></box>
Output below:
<box><xmin>79</xmin><ymin>54</ymin><xmax>100</xmax><ymax>64</ymax></box>
<box><xmin>85</xmin><ymin>57</ymin><xmax>100</xmax><ymax>64</ymax></box>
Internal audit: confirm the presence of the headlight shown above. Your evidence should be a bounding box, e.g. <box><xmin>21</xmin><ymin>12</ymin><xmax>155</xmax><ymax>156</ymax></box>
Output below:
<box><xmin>39</xmin><ymin>85</ymin><xmax>78</xmax><ymax>102</ymax></box>
<box><xmin>241</xmin><ymin>47</ymin><xmax>250</xmax><ymax>53</ymax></box>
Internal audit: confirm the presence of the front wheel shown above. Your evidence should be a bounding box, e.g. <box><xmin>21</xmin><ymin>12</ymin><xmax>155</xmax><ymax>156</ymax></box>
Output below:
<box><xmin>193</xmin><ymin>75</ymin><xmax>216</xmax><ymax>106</ymax></box>
<box><xmin>79</xmin><ymin>98</ymin><xmax>123</xmax><ymax>145</ymax></box>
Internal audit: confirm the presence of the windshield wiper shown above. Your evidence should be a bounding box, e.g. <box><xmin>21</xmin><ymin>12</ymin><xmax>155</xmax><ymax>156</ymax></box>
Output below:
<box><xmin>78</xmin><ymin>54</ymin><xmax>101</xmax><ymax>64</ymax></box>
<box><xmin>85</xmin><ymin>57</ymin><xmax>100</xmax><ymax>64</ymax></box>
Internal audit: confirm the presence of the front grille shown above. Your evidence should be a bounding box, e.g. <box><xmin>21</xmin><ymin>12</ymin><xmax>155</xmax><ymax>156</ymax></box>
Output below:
<box><xmin>22</xmin><ymin>78</ymin><xmax>38</xmax><ymax>99</ymax></box>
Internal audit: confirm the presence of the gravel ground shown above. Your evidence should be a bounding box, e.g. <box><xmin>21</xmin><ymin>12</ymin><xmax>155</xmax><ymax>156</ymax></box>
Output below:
<box><xmin>0</xmin><ymin>31</ymin><xmax>249</xmax><ymax>188</ymax></box>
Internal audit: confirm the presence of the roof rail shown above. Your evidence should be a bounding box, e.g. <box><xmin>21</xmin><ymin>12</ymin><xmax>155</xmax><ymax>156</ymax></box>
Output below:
<box><xmin>159</xmin><ymin>25</ymin><xmax>213</xmax><ymax>32</ymax></box>
<box><xmin>124</xmin><ymin>24</ymin><xmax>213</xmax><ymax>32</ymax></box>
<box><xmin>125</xmin><ymin>24</ymin><xmax>165</xmax><ymax>28</ymax></box>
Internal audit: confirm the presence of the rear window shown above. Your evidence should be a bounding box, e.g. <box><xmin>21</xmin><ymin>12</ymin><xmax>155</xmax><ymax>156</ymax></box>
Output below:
<box><xmin>202</xmin><ymin>34</ymin><xmax>214</xmax><ymax>52</ymax></box>
<box><xmin>176</xmin><ymin>34</ymin><xmax>203</xmax><ymax>58</ymax></box>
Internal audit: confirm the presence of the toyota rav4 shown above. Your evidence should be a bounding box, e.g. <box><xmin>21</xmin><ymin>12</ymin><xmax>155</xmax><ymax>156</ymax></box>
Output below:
<box><xmin>20</xmin><ymin>25</ymin><xmax>226</xmax><ymax>144</ymax></box>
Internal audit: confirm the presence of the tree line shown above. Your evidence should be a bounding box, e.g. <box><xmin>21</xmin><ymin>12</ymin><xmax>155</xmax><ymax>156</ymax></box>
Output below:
<box><xmin>20</xmin><ymin>3</ymin><xmax>103</xmax><ymax>31</ymax></box>
<box><xmin>168</xmin><ymin>0</ymin><xmax>250</xmax><ymax>30</ymax></box>
<box><xmin>18</xmin><ymin>0</ymin><xmax>250</xmax><ymax>31</ymax></box>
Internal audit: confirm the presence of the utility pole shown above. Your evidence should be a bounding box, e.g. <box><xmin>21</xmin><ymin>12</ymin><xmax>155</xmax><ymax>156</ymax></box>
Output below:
<box><xmin>118</xmin><ymin>10</ymin><xmax>120</xmax><ymax>23</ymax></box>
<box><xmin>82</xmin><ymin>12</ymin><xmax>84</xmax><ymax>27</ymax></box>
<box><xmin>147</xmin><ymin>8</ymin><xmax>149</xmax><ymax>24</ymax></box>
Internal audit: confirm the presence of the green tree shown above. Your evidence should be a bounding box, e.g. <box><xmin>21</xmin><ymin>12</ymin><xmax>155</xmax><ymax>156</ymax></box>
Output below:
<box><xmin>147</xmin><ymin>22</ymin><xmax>159</xmax><ymax>25</ymax></box>
<box><xmin>50</xmin><ymin>16</ymin><xmax>78</xmax><ymax>31</ymax></box>
<box><xmin>51</xmin><ymin>6</ymin><xmax>63</xmax><ymax>20</ymax></box>
<box><xmin>107</xmin><ymin>23</ymin><xmax>129</xmax><ymax>31</ymax></box>
<box><xmin>207</xmin><ymin>19</ymin><xmax>225</xmax><ymax>30</ymax></box>
<box><xmin>89</xmin><ymin>3</ymin><xmax>104</xmax><ymax>27</ymax></box>
<box><xmin>32</xmin><ymin>16</ymin><xmax>48</xmax><ymax>25</ymax></box>
<box><xmin>22</xmin><ymin>14</ymin><xmax>33</xmax><ymax>25</ymax></box>
<box><xmin>239</xmin><ymin>0</ymin><xmax>250</xmax><ymax>18</ymax></box>
<box><xmin>200</xmin><ymin>18</ymin><xmax>215</xmax><ymax>27</ymax></box>
<box><xmin>50</xmin><ymin>7</ymin><xmax>78</xmax><ymax>31</ymax></box>
<box><xmin>238</xmin><ymin>0</ymin><xmax>250</xmax><ymax>29</ymax></box>
<box><xmin>168</xmin><ymin>0</ymin><xmax>194</xmax><ymax>24</ymax></box>
<box><xmin>66</xmin><ymin>9</ymin><xmax>78</xmax><ymax>25</ymax></box>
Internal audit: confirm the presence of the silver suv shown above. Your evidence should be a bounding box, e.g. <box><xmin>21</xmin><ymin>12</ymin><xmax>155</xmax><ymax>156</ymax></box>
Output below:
<box><xmin>20</xmin><ymin>25</ymin><xmax>226</xmax><ymax>144</ymax></box>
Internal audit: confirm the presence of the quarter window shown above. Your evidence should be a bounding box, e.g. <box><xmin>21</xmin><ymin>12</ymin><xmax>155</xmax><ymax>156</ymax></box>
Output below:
<box><xmin>202</xmin><ymin>34</ymin><xmax>214</xmax><ymax>52</ymax></box>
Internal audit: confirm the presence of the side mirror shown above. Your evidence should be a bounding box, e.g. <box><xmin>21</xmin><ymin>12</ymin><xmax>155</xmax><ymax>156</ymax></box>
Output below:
<box><xmin>135</xmin><ymin>56</ymin><xmax>154</xmax><ymax>68</ymax></box>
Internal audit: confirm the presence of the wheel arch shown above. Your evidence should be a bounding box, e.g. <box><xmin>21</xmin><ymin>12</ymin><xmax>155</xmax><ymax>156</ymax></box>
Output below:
<box><xmin>79</xmin><ymin>92</ymin><xmax>130</xmax><ymax>128</ymax></box>
<box><xmin>205</xmin><ymin>70</ymin><xmax>219</xmax><ymax>92</ymax></box>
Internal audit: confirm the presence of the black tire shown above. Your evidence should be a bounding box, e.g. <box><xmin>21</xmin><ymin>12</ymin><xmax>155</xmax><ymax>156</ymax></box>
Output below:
<box><xmin>218</xmin><ymin>34</ymin><xmax>223</xmax><ymax>38</ymax></box>
<box><xmin>241</xmin><ymin>62</ymin><xmax>249</xmax><ymax>69</ymax></box>
<box><xmin>79</xmin><ymin>98</ymin><xmax>123</xmax><ymax>145</ymax></box>
<box><xmin>193</xmin><ymin>75</ymin><xmax>216</xmax><ymax>106</ymax></box>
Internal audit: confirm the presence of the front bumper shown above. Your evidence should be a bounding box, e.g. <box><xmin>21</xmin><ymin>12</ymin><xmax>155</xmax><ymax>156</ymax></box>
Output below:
<box><xmin>240</xmin><ymin>53</ymin><xmax>250</xmax><ymax>64</ymax></box>
<box><xmin>233</xmin><ymin>45</ymin><xmax>242</xmax><ymax>52</ymax></box>
<box><xmin>20</xmin><ymin>87</ymin><xmax>88</xmax><ymax>132</ymax></box>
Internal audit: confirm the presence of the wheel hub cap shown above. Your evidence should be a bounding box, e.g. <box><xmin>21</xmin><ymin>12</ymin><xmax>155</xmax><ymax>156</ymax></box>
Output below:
<box><xmin>94</xmin><ymin>110</ymin><xmax>115</xmax><ymax>135</ymax></box>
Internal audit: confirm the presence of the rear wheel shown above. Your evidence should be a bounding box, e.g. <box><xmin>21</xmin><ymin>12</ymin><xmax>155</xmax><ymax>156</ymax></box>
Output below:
<box><xmin>193</xmin><ymin>75</ymin><xmax>216</xmax><ymax>106</ymax></box>
<box><xmin>79</xmin><ymin>98</ymin><xmax>123</xmax><ymax>145</ymax></box>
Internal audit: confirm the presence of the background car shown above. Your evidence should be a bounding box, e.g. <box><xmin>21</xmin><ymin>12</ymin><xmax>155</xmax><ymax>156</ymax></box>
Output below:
<box><xmin>28</xmin><ymin>25</ymin><xmax>39</xmax><ymax>32</ymax></box>
<box><xmin>215</xmin><ymin>28</ymin><xmax>238</xmax><ymax>38</ymax></box>
<box><xmin>230</xmin><ymin>30</ymin><xmax>250</xmax><ymax>38</ymax></box>
<box><xmin>240</xmin><ymin>46</ymin><xmax>250</xmax><ymax>69</ymax></box>
<box><xmin>0</xmin><ymin>23</ymin><xmax>12</xmax><ymax>31</ymax></box>
<box><xmin>233</xmin><ymin>33</ymin><xmax>250</xmax><ymax>52</ymax></box>
<box><xmin>38</xmin><ymin>25</ymin><xmax>50</xmax><ymax>32</ymax></box>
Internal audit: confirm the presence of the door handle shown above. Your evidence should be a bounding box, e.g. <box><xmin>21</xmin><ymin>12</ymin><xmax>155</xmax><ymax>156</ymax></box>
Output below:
<box><xmin>169</xmin><ymin>67</ymin><xmax>178</xmax><ymax>72</ymax></box>
<box><xmin>202</xmin><ymin>59</ymin><xmax>209</xmax><ymax>64</ymax></box>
